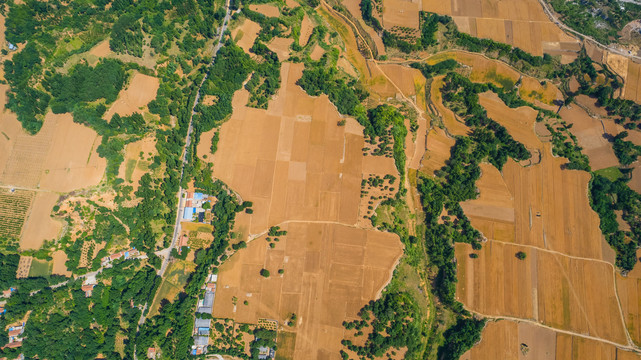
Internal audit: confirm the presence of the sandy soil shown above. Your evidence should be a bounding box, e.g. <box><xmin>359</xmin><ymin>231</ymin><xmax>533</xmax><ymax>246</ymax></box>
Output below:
<box><xmin>249</xmin><ymin>4</ymin><xmax>280</xmax><ymax>17</ymax></box>
<box><xmin>232</xmin><ymin>19</ymin><xmax>261</xmax><ymax>54</ymax></box>
<box><xmin>104</xmin><ymin>72</ymin><xmax>159</xmax><ymax>119</ymax></box>
<box><xmin>212</xmin><ymin>223</ymin><xmax>402</xmax><ymax>360</ymax></box>
<box><xmin>422</xmin><ymin>0</ymin><xmax>579</xmax><ymax>56</ymax></box>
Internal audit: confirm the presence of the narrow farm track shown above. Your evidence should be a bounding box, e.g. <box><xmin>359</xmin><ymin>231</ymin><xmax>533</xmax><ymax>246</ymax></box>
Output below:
<box><xmin>322</xmin><ymin>2</ymin><xmax>641</xmax><ymax>354</ymax></box>
<box><xmin>536</xmin><ymin>0</ymin><xmax>641</xmax><ymax>62</ymax></box>
<box><xmin>468</xmin><ymin>310</ymin><xmax>641</xmax><ymax>354</ymax></box>
<box><xmin>486</xmin><ymin>238</ymin><xmax>638</xmax><ymax>349</ymax></box>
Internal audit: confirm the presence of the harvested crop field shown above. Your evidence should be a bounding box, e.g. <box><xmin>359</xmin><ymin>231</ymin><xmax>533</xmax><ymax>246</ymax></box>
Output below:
<box><xmin>478</xmin><ymin>91</ymin><xmax>541</xmax><ymax>149</ymax></box>
<box><xmin>624</xmin><ymin>60</ymin><xmax>641</xmax><ymax>104</ymax></box>
<box><xmin>558</xmin><ymin>105</ymin><xmax>619</xmax><ymax>171</ymax></box>
<box><xmin>39</xmin><ymin>113</ymin><xmax>106</xmax><ymax>192</ymax></box>
<box><xmin>212</xmin><ymin>222</ymin><xmax>402</xmax><ymax>360</ymax></box>
<box><xmin>420</xmin><ymin>127</ymin><xmax>454</xmax><ymax>176</ymax></box>
<box><xmin>461</xmin><ymin>320</ymin><xmax>641</xmax><ymax>359</ymax></box>
<box><xmin>232</xmin><ymin>19</ymin><xmax>261</xmax><ymax>53</ymax></box>
<box><xmin>490</xmin><ymin>147</ymin><xmax>610</xmax><ymax>260</ymax></box>
<box><xmin>422</xmin><ymin>0</ymin><xmax>579</xmax><ymax>56</ymax></box>
<box><xmin>299</xmin><ymin>14</ymin><xmax>314</xmax><ymax>46</ymax></box>
<box><xmin>456</xmin><ymin>241</ymin><xmax>628</xmax><ymax>345</ymax></box>
<box><xmin>0</xmin><ymin>112</ymin><xmax>105</xmax><ymax>192</ymax></box>
<box><xmin>374</xmin><ymin>64</ymin><xmax>427</xmax><ymax>109</ymax></box>
<box><xmin>210</xmin><ymin>62</ymin><xmax>366</xmax><ymax>234</ymax></box>
<box><xmin>268</xmin><ymin>37</ymin><xmax>295</xmax><ymax>61</ymax></box>
<box><xmin>104</xmin><ymin>72</ymin><xmax>159</xmax><ymax>119</ymax></box>
<box><xmin>16</xmin><ymin>256</ymin><xmax>32</xmax><ymax>278</ymax></box>
<box><xmin>468</xmin><ymin>92</ymin><xmax>611</xmax><ymax>260</ymax></box>
<box><xmin>382</xmin><ymin>0</ymin><xmax>419</xmax><ymax>31</ymax></box>
<box><xmin>249</xmin><ymin>4</ymin><xmax>280</xmax><ymax>17</ymax></box>
<box><xmin>51</xmin><ymin>250</ymin><xmax>71</xmax><ymax>277</ymax></box>
<box><xmin>21</xmin><ymin>192</ymin><xmax>62</xmax><ymax>250</ymax></box>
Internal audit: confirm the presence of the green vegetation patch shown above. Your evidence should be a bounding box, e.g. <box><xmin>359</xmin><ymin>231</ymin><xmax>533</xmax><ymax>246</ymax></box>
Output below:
<box><xmin>594</xmin><ymin>166</ymin><xmax>624</xmax><ymax>182</ymax></box>
<box><xmin>28</xmin><ymin>259</ymin><xmax>51</xmax><ymax>278</ymax></box>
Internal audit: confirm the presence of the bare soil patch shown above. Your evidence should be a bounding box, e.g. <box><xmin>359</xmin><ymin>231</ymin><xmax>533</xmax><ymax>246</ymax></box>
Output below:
<box><xmin>249</xmin><ymin>4</ymin><xmax>280</xmax><ymax>17</ymax></box>
<box><xmin>51</xmin><ymin>250</ymin><xmax>71</xmax><ymax>277</ymax></box>
<box><xmin>299</xmin><ymin>14</ymin><xmax>314</xmax><ymax>47</ymax></box>
<box><xmin>104</xmin><ymin>72</ymin><xmax>159</xmax><ymax>119</ymax></box>
<box><xmin>268</xmin><ymin>37</ymin><xmax>295</xmax><ymax>61</ymax></box>
<box><xmin>21</xmin><ymin>192</ymin><xmax>62</xmax><ymax>250</ymax></box>
<box><xmin>232</xmin><ymin>19</ymin><xmax>261</xmax><ymax>54</ymax></box>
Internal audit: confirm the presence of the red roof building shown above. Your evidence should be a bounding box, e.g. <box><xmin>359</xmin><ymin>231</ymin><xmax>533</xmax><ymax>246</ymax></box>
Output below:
<box><xmin>147</xmin><ymin>347</ymin><xmax>157</xmax><ymax>359</ymax></box>
<box><xmin>82</xmin><ymin>284</ymin><xmax>95</xmax><ymax>297</ymax></box>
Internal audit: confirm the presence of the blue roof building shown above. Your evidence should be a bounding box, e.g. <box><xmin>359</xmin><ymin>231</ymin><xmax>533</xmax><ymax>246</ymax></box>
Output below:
<box><xmin>183</xmin><ymin>208</ymin><xmax>194</xmax><ymax>220</ymax></box>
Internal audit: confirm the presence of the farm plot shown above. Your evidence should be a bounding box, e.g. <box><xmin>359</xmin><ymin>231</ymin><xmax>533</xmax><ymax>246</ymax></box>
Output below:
<box><xmin>212</xmin><ymin>222</ymin><xmax>402</xmax><ymax>360</ymax></box>
<box><xmin>471</xmin><ymin>92</ymin><xmax>610</xmax><ymax>261</ymax></box>
<box><xmin>426</xmin><ymin>50</ymin><xmax>563</xmax><ymax>105</ymax></box>
<box><xmin>420</xmin><ymin>127</ymin><xmax>455</xmax><ymax>176</ymax></box>
<box><xmin>16</xmin><ymin>256</ymin><xmax>32</xmax><ymax>279</ymax></box>
<box><xmin>118</xmin><ymin>136</ymin><xmax>157</xmax><ymax>190</ymax></box>
<box><xmin>249</xmin><ymin>4</ymin><xmax>280</xmax><ymax>17</ymax></box>
<box><xmin>300</xmin><ymin>14</ymin><xmax>314</xmax><ymax>47</ymax></box>
<box><xmin>422</xmin><ymin>0</ymin><xmax>579</xmax><ymax>56</ymax></box>
<box><xmin>461</xmin><ymin>320</ymin><xmax>641</xmax><ymax>360</ymax></box>
<box><xmin>209</xmin><ymin>62</ymin><xmax>366</xmax><ymax>235</ymax></box>
<box><xmin>558</xmin><ymin>105</ymin><xmax>619</xmax><ymax>171</ymax></box>
<box><xmin>624</xmin><ymin>60</ymin><xmax>641</xmax><ymax>104</ymax></box>
<box><xmin>382</xmin><ymin>0</ymin><xmax>419</xmax><ymax>33</ymax></box>
<box><xmin>614</xmin><ymin>254</ymin><xmax>641</xmax><ymax>347</ymax></box>
<box><xmin>104</xmin><ymin>72</ymin><xmax>159</xmax><ymax>119</ymax></box>
<box><xmin>0</xmin><ymin>188</ymin><xmax>35</xmax><ymax>248</ymax></box>
<box><xmin>0</xmin><ymin>113</ymin><xmax>56</xmax><ymax>188</ymax></box>
<box><xmin>39</xmin><ymin>112</ymin><xmax>106</xmax><ymax>192</ymax></box>
<box><xmin>460</xmin><ymin>163</ymin><xmax>515</xmax><ymax>242</ymax></box>
<box><xmin>232</xmin><ymin>19</ymin><xmax>261</xmax><ymax>54</ymax></box>
<box><xmin>456</xmin><ymin>241</ymin><xmax>628</xmax><ymax>345</ymax></box>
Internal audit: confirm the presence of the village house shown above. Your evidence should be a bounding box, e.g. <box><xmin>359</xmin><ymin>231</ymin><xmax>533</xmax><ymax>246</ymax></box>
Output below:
<box><xmin>81</xmin><ymin>284</ymin><xmax>95</xmax><ymax>297</ymax></box>
<box><xmin>147</xmin><ymin>347</ymin><xmax>157</xmax><ymax>359</ymax></box>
